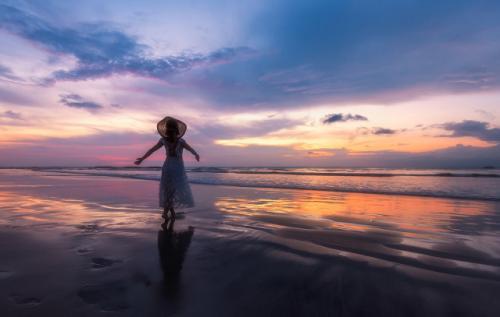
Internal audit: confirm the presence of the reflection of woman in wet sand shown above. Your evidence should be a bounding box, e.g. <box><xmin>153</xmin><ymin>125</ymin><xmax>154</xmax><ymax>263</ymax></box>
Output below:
<box><xmin>157</xmin><ymin>219</ymin><xmax>195</xmax><ymax>285</ymax></box>
<box><xmin>135</xmin><ymin>117</ymin><xmax>200</xmax><ymax>221</ymax></box>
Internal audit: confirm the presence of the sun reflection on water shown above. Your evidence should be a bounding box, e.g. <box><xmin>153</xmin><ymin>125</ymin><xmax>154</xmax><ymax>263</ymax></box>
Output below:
<box><xmin>0</xmin><ymin>191</ymin><xmax>155</xmax><ymax>231</ymax></box>
<box><xmin>213</xmin><ymin>188</ymin><xmax>500</xmax><ymax>278</ymax></box>
<box><xmin>214</xmin><ymin>189</ymin><xmax>496</xmax><ymax>236</ymax></box>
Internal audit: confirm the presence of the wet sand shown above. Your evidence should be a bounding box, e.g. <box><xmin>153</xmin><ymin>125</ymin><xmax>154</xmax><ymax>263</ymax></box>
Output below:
<box><xmin>1</xmin><ymin>169</ymin><xmax>500</xmax><ymax>316</ymax></box>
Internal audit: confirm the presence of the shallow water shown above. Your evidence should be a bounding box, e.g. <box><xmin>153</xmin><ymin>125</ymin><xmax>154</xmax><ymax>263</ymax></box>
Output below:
<box><xmin>34</xmin><ymin>166</ymin><xmax>500</xmax><ymax>201</ymax></box>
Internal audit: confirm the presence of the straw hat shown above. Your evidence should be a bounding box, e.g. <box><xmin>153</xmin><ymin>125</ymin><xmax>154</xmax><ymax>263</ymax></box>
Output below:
<box><xmin>157</xmin><ymin>116</ymin><xmax>187</xmax><ymax>138</ymax></box>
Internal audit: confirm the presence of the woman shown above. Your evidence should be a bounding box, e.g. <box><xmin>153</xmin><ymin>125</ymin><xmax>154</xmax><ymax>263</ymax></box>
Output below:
<box><xmin>135</xmin><ymin>116</ymin><xmax>200</xmax><ymax>220</ymax></box>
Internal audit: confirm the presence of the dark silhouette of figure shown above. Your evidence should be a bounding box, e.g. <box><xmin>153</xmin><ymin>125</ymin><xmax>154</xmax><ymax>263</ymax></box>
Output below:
<box><xmin>135</xmin><ymin>116</ymin><xmax>200</xmax><ymax>221</ymax></box>
<box><xmin>157</xmin><ymin>219</ymin><xmax>194</xmax><ymax>293</ymax></box>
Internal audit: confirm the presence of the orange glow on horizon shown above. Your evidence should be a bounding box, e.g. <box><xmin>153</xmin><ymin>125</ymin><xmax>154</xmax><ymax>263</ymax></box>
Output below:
<box><xmin>215</xmin><ymin>132</ymin><xmax>491</xmax><ymax>154</ymax></box>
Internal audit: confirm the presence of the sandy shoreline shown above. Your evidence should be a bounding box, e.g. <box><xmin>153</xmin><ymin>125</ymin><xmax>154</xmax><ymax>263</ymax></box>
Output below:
<box><xmin>1</xmin><ymin>169</ymin><xmax>500</xmax><ymax>316</ymax></box>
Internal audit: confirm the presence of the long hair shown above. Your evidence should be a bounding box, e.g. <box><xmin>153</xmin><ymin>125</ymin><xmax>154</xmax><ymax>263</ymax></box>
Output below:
<box><xmin>165</xmin><ymin>119</ymin><xmax>180</xmax><ymax>142</ymax></box>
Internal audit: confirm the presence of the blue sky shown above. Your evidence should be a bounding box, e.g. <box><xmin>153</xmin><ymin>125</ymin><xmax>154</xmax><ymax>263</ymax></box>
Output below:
<box><xmin>1</xmin><ymin>0</ymin><xmax>500</xmax><ymax>167</ymax></box>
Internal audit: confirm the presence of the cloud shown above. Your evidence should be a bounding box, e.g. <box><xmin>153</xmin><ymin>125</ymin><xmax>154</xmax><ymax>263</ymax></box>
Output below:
<box><xmin>48</xmin><ymin>46</ymin><xmax>253</xmax><ymax>84</ymax></box>
<box><xmin>187</xmin><ymin>0</ymin><xmax>500</xmax><ymax>108</ymax></box>
<box><xmin>59</xmin><ymin>94</ymin><xmax>103</xmax><ymax>112</ymax></box>
<box><xmin>0</xmin><ymin>63</ymin><xmax>20</xmax><ymax>81</ymax></box>
<box><xmin>441</xmin><ymin>120</ymin><xmax>500</xmax><ymax>143</ymax></box>
<box><xmin>323</xmin><ymin>113</ymin><xmax>368</xmax><ymax>124</ymax></box>
<box><xmin>0</xmin><ymin>110</ymin><xmax>22</xmax><ymax>119</ymax></box>
<box><xmin>372</xmin><ymin>128</ymin><xmax>397</xmax><ymax>135</ymax></box>
<box><xmin>0</xmin><ymin>4</ymin><xmax>252</xmax><ymax>84</ymax></box>
<box><xmin>3</xmin><ymin>1</ymin><xmax>500</xmax><ymax>109</ymax></box>
<box><xmin>355</xmin><ymin>127</ymin><xmax>399</xmax><ymax>137</ymax></box>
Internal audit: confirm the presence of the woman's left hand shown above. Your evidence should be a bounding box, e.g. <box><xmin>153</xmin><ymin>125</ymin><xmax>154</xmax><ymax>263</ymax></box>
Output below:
<box><xmin>134</xmin><ymin>157</ymin><xmax>143</xmax><ymax>165</ymax></box>
<box><xmin>195</xmin><ymin>154</ymin><xmax>200</xmax><ymax>162</ymax></box>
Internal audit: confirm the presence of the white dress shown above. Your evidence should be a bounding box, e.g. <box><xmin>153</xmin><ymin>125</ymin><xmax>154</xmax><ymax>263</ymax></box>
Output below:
<box><xmin>159</xmin><ymin>137</ymin><xmax>195</xmax><ymax>209</ymax></box>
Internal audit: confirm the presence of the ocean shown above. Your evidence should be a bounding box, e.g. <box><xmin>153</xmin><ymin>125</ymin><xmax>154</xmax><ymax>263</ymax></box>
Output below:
<box><xmin>31</xmin><ymin>166</ymin><xmax>500</xmax><ymax>201</ymax></box>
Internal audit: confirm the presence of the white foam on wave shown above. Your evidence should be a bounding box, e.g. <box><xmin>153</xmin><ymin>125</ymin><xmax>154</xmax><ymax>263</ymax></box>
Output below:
<box><xmin>40</xmin><ymin>168</ymin><xmax>500</xmax><ymax>202</ymax></box>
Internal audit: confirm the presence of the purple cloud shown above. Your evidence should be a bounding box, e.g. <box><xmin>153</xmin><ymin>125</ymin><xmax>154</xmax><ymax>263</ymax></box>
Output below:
<box><xmin>372</xmin><ymin>128</ymin><xmax>397</xmax><ymax>135</ymax></box>
<box><xmin>59</xmin><ymin>94</ymin><xmax>103</xmax><ymax>112</ymax></box>
<box><xmin>323</xmin><ymin>113</ymin><xmax>368</xmax><ymax>124</ymax></box>
<box><xmin>0</xmin><ymin>63</ymin><xmax>20</xmax><ymax>81</ymax></box>
<box><xmin>178</xmin><ymin>0</ymin><xmax>500</xmax><ymax>109</ymax></box>
<box><xmin>3</xmin><ymin>1</ymin><xmax>500</xmax><ymax>110</ymax></box>
<box><xmin>0</xmin><ymin>4</ymin><xmax>252</xmax><ymax>84</ymax></box>
<box><xmin>0</xmin><ymin>110</ymin><xmax>22</xmax><ymax>119</ymax></box>
<box><xmin>441</xmin><ymin>120</ymin><xmax>500</xmax><ymax>143</ymax></box>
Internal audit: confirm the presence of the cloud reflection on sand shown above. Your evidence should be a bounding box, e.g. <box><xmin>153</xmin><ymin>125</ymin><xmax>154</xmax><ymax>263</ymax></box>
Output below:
<box><xmin>0</xmin><ymin>191</ymin><xmax>156</xmax><ymax>232</ymax></box>
<box><xmin>215</xmin><ymin>189</ymin><xmax>494</xmax><ymax>234</ymax></box>
<box><xmin>214</xmin><ymin>189</ymin><xmax>500</xmax><ymax>280</ymax></box>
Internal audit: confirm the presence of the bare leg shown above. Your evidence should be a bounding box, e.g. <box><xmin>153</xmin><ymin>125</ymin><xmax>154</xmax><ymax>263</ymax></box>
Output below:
<box><xmin>162</xmin><ymin>206</ymin><xmax>170</xmax><ymax>219</ymax></box>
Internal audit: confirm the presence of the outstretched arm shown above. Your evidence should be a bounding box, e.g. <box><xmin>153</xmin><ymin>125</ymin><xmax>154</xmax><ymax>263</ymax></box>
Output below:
<box><xmin>134</xmin><ymin>140</ymin><xmax>163</xmax><ymax>165</ymax></box>
<box><xmin>183</xmin><ymin>141</ymin><xmax>200</xmax><ymax>162</ymax></box>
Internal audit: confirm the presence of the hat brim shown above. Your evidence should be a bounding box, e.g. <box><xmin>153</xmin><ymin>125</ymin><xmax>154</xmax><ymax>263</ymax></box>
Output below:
<box><xmin>157</xmin><ymin>116</ymin><xmax>187</xmax><ymax>138</ymax></box>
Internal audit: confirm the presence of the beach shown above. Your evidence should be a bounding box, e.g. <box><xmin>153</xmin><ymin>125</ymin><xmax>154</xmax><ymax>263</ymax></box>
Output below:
<box><xmin>1</xmin><ymin>168</ymin><xmax>500</xmax><ymax>316</ymax></box>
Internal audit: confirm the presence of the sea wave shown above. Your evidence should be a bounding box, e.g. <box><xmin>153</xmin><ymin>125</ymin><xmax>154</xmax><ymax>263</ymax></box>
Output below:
<box><xmin>39</xmin><ymin>169</ymin><xmax>500</xmax><ymax>202</ymax></box>
<box><xmin>30</xmin><ymin>166</ymin><xmax>500</xmax><ymax>178</ymax></box>
<box><xmin>189</xmin><ymin>169</ymin><xmax>500</xmax><ymax>178</ymax></box>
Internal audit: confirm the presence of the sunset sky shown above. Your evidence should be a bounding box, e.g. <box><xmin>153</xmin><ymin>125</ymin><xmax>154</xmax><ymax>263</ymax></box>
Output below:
<box><xmin>1</xmin><ymin>0</ymin><xmax>500</xmax><ymax>167</ymax></box>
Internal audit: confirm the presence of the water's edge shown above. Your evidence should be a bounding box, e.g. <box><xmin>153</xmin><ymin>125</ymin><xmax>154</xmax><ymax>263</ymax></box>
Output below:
<box><xmin>40</xmin><ymin>169</ymin><xmax>500</xmax><ymax>202</ymax></box>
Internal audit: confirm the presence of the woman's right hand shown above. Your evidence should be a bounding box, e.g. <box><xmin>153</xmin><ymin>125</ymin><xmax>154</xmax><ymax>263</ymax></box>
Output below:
<box><xmin>134</xmin><ymin>157</ymin><xmax>143</xmax><ymax>165</ymax></box>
